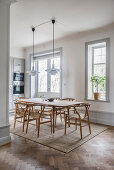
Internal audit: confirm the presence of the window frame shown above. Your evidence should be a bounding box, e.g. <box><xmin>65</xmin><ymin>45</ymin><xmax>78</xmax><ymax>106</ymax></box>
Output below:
<box><xmin>30</xmin><ymin>48</ymin><xmax>63</xmax><ymax>98</ymax></box>
<box><xmin>85</xmin><ymin>38</ymin><xmax>110</xmax><ymax>102</ymax></box>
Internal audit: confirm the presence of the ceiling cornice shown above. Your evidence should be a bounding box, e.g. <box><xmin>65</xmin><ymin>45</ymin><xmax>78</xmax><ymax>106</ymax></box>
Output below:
<box><xmin>10</xmin><ymin>0</ymin><xmax>17</xmax><ymax>3</ymax></box>
<box><xmin>0</xmin><ymin>0</ymin><xmax>17</xmax><ymax>4</ymax></box>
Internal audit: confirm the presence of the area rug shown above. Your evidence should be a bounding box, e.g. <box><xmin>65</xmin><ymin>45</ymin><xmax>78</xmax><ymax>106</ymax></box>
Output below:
<box><xmin>10</xmin><ymin>119</ymin><xmax>108</xmax><ymax>153</ymax></box>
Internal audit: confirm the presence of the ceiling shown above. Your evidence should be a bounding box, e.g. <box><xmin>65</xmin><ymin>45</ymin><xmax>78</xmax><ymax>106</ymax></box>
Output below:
<box><xmin>10</xmin><ymin>0</ymin><xmax>114</xmax><ymax>49</ymax></box>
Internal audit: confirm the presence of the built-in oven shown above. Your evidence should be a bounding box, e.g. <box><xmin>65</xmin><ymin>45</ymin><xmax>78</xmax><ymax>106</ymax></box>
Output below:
<box><xmin>13</xmin><ymin>73</ymin><xmax>24</xmax><ymax>81</ymax></box>
<box><xmin>13</xmin><ymin>85</ymin><xmax>24</xmax><ymax>94</ymax></box>
<box><xmin>13</xmin><ymin>81</ymin><xmax>24</xmax><ymax>94</ymax></box>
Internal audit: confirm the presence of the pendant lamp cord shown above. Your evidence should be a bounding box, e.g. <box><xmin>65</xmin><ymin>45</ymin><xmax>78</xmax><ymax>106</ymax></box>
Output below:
<box><xmin>32</xmin><ymin>27</ymin><xmax>35</xmax><ymax>68</ymax></box>
<box><xmin>52</xmin><ymin>20</ymin><xmax>55</xmax><ymax>66</ymax></box>
<box><xmin>35</xmin><ymin>20</ymin><xmax>50</xmax><ymax>28</ymax></box>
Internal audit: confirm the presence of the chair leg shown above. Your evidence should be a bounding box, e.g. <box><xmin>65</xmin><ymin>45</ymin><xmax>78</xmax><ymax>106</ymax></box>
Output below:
<box><xmin>64</xmin><ymin>112</ymin><xmax>65</xmax><ymax>120</ymax></box>
<box><xmin>75</xmin><ymin>119</ymin><xmax>77</xmax><ymax>130</ymax></box>
<box><xmin>26</xmin><ymin>109</ymin><xmax>30</xmax><ymax>134</ymax></box>
<box><xmin>79</xmin><ymin>120</ymin><xmax>82</xmax><ymax>139</ymax></box>
<box><xmin>64</xmin><ymin>115</ymin><xmax>67</xmax><ymax>135</ymax></box>
<box><xmin>67</xmin><ymin>107</ymin><xmax>70</xmax><ymax>127</ymax></box>
<box><xmin>55</xmin><ymin>113</ymin><xmax>57</xmax><ymax>125</ymax></box>
<box><xmin>88</xmin><ymin>116</ymin><xmax>91</xmax><ymax>134</ymax></box>
<box><xmin>51</xmin><ymin>115</ymin><xmax>52</xmax><ymax>134</ymax></box>
<box><xmin>14</xmin><ymin>110</ymin><xmax>17</xmax><ymax>128</ymax></box>
<box><xmin>85</xmin><ymin>106</ymin><xmax>91</xmax><ymax>134</ymax></box>
<box><xmin>38</xmin><ymin>118</ymin><xmax>40</xmax><ymax>137</ymax></box>
<box><xmin>23</xmin><ymin>114</ymin><xmax>25</xmax><ymax>132</ymax></box>
<box><xmin>36</xmin><ymin>119</ymin><xmax>38</xmax><ymax>129</ymax></box>
<box><xmin>68</xmin><ymin>119</ymin><xmax>70</xmax><ymax>127</ymax></box>
<box><xmin>26</xmin><ymin>119</ymin><xmax>29</xmax><ymax>134</ymax></box>
<box><xmin>14</xmin><ymin>104</ymin><xmax>18</xmax><ymax>128</ymax></box>
<box><xmin>14</xmin><ymin>117</ymin><xmax>16</xmax><ymax>128</ymax></box>
<box><xmin>74</xmin><ymin>107</ymin><xmax>76</xmax><ymax>114</ymax></box>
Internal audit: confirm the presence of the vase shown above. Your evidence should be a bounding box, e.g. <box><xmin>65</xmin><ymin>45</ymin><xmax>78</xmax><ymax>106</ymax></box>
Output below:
<box><xmin>94</xmin><ymin>92</ymin><xmax>101</xmax><ymax>100</ymax></box>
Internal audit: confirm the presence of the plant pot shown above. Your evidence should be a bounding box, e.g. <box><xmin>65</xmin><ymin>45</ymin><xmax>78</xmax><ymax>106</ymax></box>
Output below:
<box><xmin>93</xmin><ymin>92</ymin><xmax>101</xmax><ymax>100</ymax></box>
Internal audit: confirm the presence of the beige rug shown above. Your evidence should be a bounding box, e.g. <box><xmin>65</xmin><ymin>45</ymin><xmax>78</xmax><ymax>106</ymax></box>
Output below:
<box><xmin>10</xmin><ymin>119</ymin><xmax>108</xmax><ymax>153</ymax></box>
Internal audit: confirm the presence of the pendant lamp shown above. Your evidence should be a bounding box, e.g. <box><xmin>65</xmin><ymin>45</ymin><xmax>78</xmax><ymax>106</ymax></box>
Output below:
<box><xmin>45</xmin><ymin>20</ymin><xmax>60</xmax><ymax>75</ymax></box>
<box><xmin>26</xmin><ymin>27</ymin><xmax>39</xmax><ymax>76</ymax></box>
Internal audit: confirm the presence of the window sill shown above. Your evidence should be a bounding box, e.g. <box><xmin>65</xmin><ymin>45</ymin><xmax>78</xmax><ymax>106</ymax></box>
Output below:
<box><xmin>85</xmin><ymin>99</ymin><xmax>110</xmax><ymax>103</ymax></box>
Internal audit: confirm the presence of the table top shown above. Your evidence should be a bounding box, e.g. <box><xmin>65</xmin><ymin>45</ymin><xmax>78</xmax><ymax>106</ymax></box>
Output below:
<box><xmin>16</xmin><ymin>98</ymin><xmax>90</xmax><ymax>107</ymax></box>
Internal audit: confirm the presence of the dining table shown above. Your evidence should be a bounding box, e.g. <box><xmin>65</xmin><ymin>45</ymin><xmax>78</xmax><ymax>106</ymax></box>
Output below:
<box><xmin>17</xmin><ymin>98</ymin><xmax>90</xmax><ymax>133</ymax></box>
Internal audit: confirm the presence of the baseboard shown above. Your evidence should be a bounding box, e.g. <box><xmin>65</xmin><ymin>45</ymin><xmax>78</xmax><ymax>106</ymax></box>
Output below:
<box><xmin>0</xmin><ymin>124</ymin><xmax>11</xmax><ymax>146</ymax></box>
<box><xmin>77</xmin><ymin>109</ymin><xmax>114</xmax><ymax>126</ymax></box>
<box><xmin>90</xmin><ymin>117</ymin><xmax>114</xmax><ymax>126</ymax></box>
<box><xmin>0</xmin><ymin>135</ymin><xmax>11</xmax><ymax>146</ymax></box>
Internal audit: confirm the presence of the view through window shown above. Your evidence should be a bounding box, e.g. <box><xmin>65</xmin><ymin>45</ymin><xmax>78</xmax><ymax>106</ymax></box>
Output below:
<box><xmin>38</xmin><ymin>59</ymin><xmax>47</xmax><ymax>92</ymax></box>
<box><xmin>31</xmin><ymin>51</ymin><xmax>62</xmax><ymax>98</ymax></box>
<box><xmin>38</xmin><ymin>57</ymin><xmax>60</xmax><ymax>94</ymax></box>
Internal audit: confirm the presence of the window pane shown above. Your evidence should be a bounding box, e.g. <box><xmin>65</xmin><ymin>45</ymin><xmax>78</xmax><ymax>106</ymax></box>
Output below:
<box><xmin>94</xmin><ymin>64</ymin><xmax>106</xmax><ymax>77</ymax></box>
<box><xmin>94</xmin><ymin>47</ymin><xmax>106</xmax><ymax>64</ymax></box>
<box><xmin>51</xmin><ymin>57</ymin><xmax>60</xmax><ymax>69</ymax></box>
<box><xmin>31</xmin><ymin>76</ymin><xmax>35</xmax><ymax>97</ymax></box>
<box><xmin>102</xmin><ymin>47</ymin><xmax>106</xmax><ymax>56</ymax></box>
<box><xmin>94</xmin><ymin>48</ymin><xmax>102</xmax><ymax>56</ymax></box>
<box><xmin>50</xmin><ymin>57</ymin><xmax>60</xmax><ymax>93</ymax></box>
<box><xmin>38</xmin><ymin>60</ymin><xmax>47</xmax><ymax>92</ymax></box>
<box><xmin>93</xmin><ymin>64</ymin><xmax>106</xmax><ymax>100</ymax></box>
<box><xmin>93</xmin><ymin>46</ymin><xmax>106</xmax><ymax>100</ymax></box>
<box><xmin>51</xmin><ymin>73</ymin><xmax>60</xmax><ymax>93</ymax></box>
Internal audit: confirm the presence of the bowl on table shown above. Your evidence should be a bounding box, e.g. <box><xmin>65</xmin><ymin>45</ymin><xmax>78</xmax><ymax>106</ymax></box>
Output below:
<box><xmin>47</xmin><ymin>98</ymin><xmax>54</xmax><ymax>102</ymax></box>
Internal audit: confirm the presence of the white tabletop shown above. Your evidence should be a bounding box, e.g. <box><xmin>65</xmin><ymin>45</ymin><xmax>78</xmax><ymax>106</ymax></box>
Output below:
<box><xmin>17</xmin><ymin>98</ymin><xmax>87</xmax><ymax>107</ymax></box>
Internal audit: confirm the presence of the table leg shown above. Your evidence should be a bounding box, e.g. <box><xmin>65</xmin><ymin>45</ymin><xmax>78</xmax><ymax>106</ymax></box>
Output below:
<box><xmin>53</xmin><ymin>106</ymin><xmax>55</xmax><ymax>133</ymax></box>
<box><xmin>85</xmin><ymin>105</ymin><xmax>91</xmax><ymax>134</ymax></box>
<box><xmin>67</xmin><ymin>107</ymin><xmax>70</xmax><ymax>127</ymax></box>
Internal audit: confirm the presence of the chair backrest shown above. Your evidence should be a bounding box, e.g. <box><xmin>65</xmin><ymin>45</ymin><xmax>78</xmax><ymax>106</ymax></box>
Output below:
<box><xmin>75</xmin><ymin>103</ymin><xmax>91</xmax><ymax>118</ymax></box>
<box><xmin>18</xmin><ymin>97</ymin><xmax>25</xmax><ymax>99</ymax></box>
<box><xmin>14</xmin><ymin>102</ymin><xmax>27</xmax><ymax>115</ymax></box>
<box><xmin>28</xmin><ymin>103</ymin><xmax>44</xmax><ymax>118</ymax></box>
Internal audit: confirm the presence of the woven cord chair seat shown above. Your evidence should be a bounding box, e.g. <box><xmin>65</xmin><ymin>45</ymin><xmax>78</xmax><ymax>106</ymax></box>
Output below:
<box><xmin>30</xmin><ymin>110</ymin><xmax>41</xmax><ymax>119</ymax></box>
<box><xmin>16</xmin><ymin>108</ymin><xmax>26</xmax><ymax>116</ymax></box>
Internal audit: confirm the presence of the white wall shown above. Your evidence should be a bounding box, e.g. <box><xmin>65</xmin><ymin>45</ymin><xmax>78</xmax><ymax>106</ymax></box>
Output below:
<box><xmin>0</xmin><ymin>0</ymin><xmax>11</xmax><ymax>146</ymax></box>
<box><xmin>24</xmin><ymin>24</ymin><xmax>114</xmax><ymax>118</ymax></box>
<box><xmin>10</xmin><ymin>46</ymin><xmax>24</xmax><ymax>58</ymax></box>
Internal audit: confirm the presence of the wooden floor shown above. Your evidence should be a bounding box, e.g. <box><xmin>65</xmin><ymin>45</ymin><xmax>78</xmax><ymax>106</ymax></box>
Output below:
<box><xmin>0</xmin><ymin>126</ymin><xmax>114</xmax><ymax>170</ymax></box>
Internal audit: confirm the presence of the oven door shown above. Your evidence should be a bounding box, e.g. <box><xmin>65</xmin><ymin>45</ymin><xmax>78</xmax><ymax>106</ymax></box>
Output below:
<box><xmin>13</xmin><ymin>73</ymin><xmax>24</xmax><ymax>81</ymax></box>
<box><xmin>13</xmin><ymin>85</ymin><xmax>24</xmax><ymax>94</ymax></box>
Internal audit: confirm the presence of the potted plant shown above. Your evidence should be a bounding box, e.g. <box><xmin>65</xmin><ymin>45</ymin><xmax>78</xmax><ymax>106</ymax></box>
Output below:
<box><xmin>91</xmin><ymin>75</ymin><xmax>106</xmax><ymax>100</ymax></box>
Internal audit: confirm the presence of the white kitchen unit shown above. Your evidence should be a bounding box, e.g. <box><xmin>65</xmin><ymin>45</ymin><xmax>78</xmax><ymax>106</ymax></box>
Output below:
<box><xmin>9</xmin><ymin>57</ymin><xmax>25</xmax><ymax>112</ymax></box>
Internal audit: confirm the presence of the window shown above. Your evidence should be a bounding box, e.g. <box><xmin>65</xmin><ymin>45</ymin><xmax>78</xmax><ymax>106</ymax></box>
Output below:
<box><xmin>50</xmin><ymin>58</ymin><xmax>60</xmax><ymax>93</ymax></box>
<box><xmin>31</xmin><ymin>49</ymin><xmax>62</xmax><ymax>98</ymax></box>
<box><xmin>38</xmin><ymin>59</ymin><xmax>47</xmax><ymax>92</ymax></box>
<box><xmin>85</xmin><ymin>38</ymin><xmax>110</xmax><ymax>101</ymax></box>
<box><xmin>37</xmin><ymin>56</ymin><xmax>61</xmax><ymax>93</ymax></box>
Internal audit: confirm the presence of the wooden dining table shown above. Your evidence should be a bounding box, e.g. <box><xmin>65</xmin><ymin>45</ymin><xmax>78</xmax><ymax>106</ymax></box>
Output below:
<box><xmin>17</xmin><ymin>98</ymin><xmax>90</xmax><ymax>133</ymax></box>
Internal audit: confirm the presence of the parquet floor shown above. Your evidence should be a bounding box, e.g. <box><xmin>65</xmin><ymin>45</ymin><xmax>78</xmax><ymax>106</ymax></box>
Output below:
<box><xmin>0</xmin><ymin>126</ymin><xmax>114</xmax><ymax>170</ymax></box>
